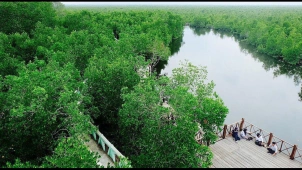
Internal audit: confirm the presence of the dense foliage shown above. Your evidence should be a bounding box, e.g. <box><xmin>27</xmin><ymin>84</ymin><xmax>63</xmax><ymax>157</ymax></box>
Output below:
<box><xmin>1</xmin><ymin>2</ymin><xmax>227</xmax><ymax>168</ymax></box>
<box><xmin>0</xmin><ymin>2</ymin><xmax>56</xmax><ymax>35</ymax></box>
<box><xmin>164</xmin><ymin>5</ymin><xmax>302</xmax><ymax>65</ymax></box>
<box><xmin>73</xmin><ymin>5</ymin><xmax>302</xmax><ymax>65</ymax></box>
<box><xmin>7</xmin><ymin>2</ymin><xmax>302</xmax><ymax>168</ymax></box>
<box><xmin>70</xmin><ymin>4</ymin><xmax>302</xmax><ymax>101</ymax></box>
<box><xmin>118</xmin><ymin>61</ymin><xmax>227</xmax><ymax>168</ymax></box>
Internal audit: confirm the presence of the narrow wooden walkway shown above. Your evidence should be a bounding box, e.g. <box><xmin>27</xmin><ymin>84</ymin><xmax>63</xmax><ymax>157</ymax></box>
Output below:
<box><xmin>209</xmin><ymin>136</ymin><xmax>302</xmax><ymax>168</ymax></box>
<box><xmin>84</xmin><ymin>135</ymin><xmax>114</xmax><ymax>168</ymax></box>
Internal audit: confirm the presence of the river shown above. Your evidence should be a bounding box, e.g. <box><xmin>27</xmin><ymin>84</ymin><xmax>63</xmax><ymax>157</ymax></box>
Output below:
<box><xmin>157</xmin><ymin>26</ymin><xmax>302</xmax><ymax>147</ymax></box>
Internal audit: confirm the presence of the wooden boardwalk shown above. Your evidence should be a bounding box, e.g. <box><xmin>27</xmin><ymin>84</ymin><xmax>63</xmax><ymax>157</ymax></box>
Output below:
<box><xmin>84</xmin><ymin>135</ymin><xmax>114</xmax><ymax>168</ymax></box>
<box><xmin>209</xmin><ymin>136</ymin><xmax>302</xmax><ymax>168</ymax></box>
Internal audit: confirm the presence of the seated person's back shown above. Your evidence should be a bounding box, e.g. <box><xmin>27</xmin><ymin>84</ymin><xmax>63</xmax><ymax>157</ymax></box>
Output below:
<box><xmin>240</xmin><ymin>128</ymin><xmax>248</xmax><ymax>139</ymax></box>
<box><xmin>232</xmin><ymin>127</ymin><xmax>240</xmax><ymax>142</ymax></box>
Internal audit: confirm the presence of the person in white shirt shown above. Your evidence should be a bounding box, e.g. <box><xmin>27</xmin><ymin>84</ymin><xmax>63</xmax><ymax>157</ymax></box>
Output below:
<box><xmin>255</xmin><ymin>133</ymin><xmax>265</xmax><ymax>146</ymax></box>
<box><xmin>266</xmin><ymin>142</ymin><xmax>278</xmax><ymax>155</ymax></box>
<box><xmin>240</xmin><ymin>128</ymin><xmax>251</xmax><ymax>139</ymax></box>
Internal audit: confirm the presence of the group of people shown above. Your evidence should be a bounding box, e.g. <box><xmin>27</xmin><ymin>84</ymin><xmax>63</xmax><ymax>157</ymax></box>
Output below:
<box><xmin>232</xmin><ymin>127</ymin><xmax>278</xmax><ymax>156</ymax></box>
<box><xmin>232</xmin><ymin>127</ymin><xmax>252</xmax><ymax>142</ymax></box>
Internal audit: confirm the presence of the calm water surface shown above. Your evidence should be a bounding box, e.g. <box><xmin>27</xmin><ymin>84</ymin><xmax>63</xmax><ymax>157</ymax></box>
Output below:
<box><xmin>158</xmin><ymin>26</ymin><xmax>302</xmax><ymax>146</ymax></box>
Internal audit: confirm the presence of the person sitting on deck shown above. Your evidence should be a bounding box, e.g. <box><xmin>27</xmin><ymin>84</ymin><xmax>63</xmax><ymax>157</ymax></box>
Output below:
<box><xmin>266</xmin><ymin>142</ymin><xmax>278</xmax><ymax>156</ymax></box>
<box><xmin>232</xmin><ymin>127</ymin><xmax>240</xmax><ymax>143</ymax></box>
<box><xmin>255</xmin><ymin>133</ymin><xmax>265</xmax><ymax>147</ymax></box>
<box><xmin>240</xmin><ymin>128</ymin><xmax>251</xmax><ymax>140</ymax></box>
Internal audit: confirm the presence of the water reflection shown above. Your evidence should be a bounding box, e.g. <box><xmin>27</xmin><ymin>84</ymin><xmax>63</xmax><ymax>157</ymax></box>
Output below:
<box><xmin>160</xmin><ymin>27</ymin><xmax>302</xmax><ymax>97</ymax></box>
<box><xmin>155</xmin><ymin>35</ymin><xmax>183</xmax><ymax>75</ymax></box>
<box><xmin>156</xmin><ymin>26</ymin><xmax>302</xmax><ymax>146</ymax></box>
<box><xmin>212</xmin><ymin>29</ymin><xmax>233</xmax><ymax>40</ymax></box>
<box><xmin>190</xmin><ymin>26</ymin><xmax>211</xmax><ymax>36</ymax></box>
<box><xmin>238</xmin><ymin>40</ymin><xmax>302</xmax><ymax>86</ymax></box>
<box><xmin>169</xmin><ymin>35</ymin><xmax>183</xmax><ymax>56</ymax></box>
<box><xmin>200</xmin><ymin>28</ymin><xmax>302</xmax><ymax>97</ymax></box>
<box><xmin>154</xmin><ymin>59</ymin><xmax>168</xmax><ymax>75</ymax></box>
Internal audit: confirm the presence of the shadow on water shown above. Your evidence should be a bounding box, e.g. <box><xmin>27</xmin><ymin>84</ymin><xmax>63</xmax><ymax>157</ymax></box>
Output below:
<box><xmin>155</xmin><ymin>35</ymin><xmax>183</xmax><ymax>75</ymax></box>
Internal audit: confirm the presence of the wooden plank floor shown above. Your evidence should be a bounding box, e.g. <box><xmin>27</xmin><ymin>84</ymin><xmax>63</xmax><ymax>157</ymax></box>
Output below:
<box><xmin>209</xmin><ymin>136</ymin><xmax>302</xmax><ymax>168</ymax></box>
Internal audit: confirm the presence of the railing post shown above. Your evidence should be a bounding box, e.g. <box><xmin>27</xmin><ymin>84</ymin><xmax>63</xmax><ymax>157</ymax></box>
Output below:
<box><xmin>279</xmin><ymin>141</ymin><xmax>284</xmax><ymax>153</ymax></box>
<box><xmin>105</xmin><ymin>144</ymin><xmax>109</xmax><ymax>153</ymax></box>
<box><xmin>290</xmin><ymin>145</ymin><xmax>298</xmax><ymax>160</ymax></box>
<box><xmin>222</xmin><ymin>124</ymin><xmax>227</xmax><ymax>139</ymax></box>
<box><xmin>239</xmin><ymin>118</ymin><xmax>244</xmax><ymax>131</ymax></box>
<box><xmin>249</xmin><ymin>124</ymin><xmax>253</xmax><ymax>134</ymax></box>
<box><xmin>267</xmin><ymin>133</ymin><xmax>273</xmax><ymax>146</ymax></box>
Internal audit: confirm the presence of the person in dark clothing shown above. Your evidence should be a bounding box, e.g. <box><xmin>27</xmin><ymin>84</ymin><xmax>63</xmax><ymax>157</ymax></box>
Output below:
<box><xmin>232</xmin><ymin>127</ymin><xmax>240</xmax><ymax>143</ymax></box>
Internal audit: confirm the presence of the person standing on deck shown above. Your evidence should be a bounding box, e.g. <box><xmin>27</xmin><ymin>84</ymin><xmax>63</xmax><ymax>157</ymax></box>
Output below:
<box><xmin>255</xmin><ymin>133</ymin><xmax>265</xmax><ymax>146</ymax></box>
<box><xmin>266</xmin><ymin>142</ymin><xmax>278</xmax><ymax>155</ymax></box>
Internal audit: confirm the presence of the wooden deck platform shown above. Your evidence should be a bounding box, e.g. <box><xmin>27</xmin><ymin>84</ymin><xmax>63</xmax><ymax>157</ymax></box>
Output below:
<box><xmin>209</xmin><ymin>136</ymin><xmax>302</xmax><ymax>168</ymax></box>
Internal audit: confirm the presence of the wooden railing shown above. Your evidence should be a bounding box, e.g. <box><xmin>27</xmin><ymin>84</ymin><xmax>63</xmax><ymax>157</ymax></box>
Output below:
<box><xmin>215</xmin><ymin>118</ymin><xmax>302</xmax><ymax>164</ymax></box>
